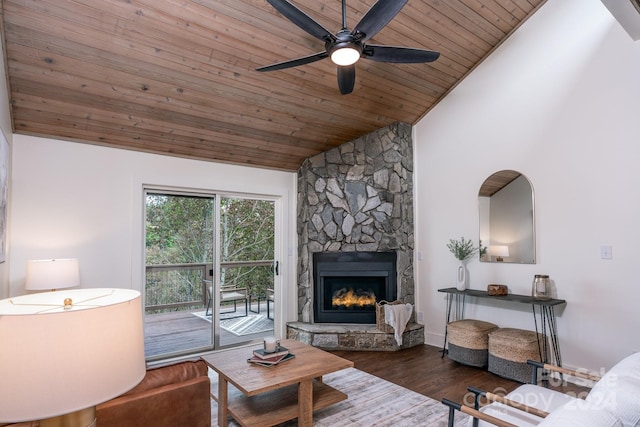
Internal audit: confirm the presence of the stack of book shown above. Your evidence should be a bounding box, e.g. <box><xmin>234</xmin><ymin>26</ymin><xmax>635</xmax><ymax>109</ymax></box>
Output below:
<box><xmin>247</xmin><ymin>346</ymin><xmax>295</xmax><ymax>367</ymax></box>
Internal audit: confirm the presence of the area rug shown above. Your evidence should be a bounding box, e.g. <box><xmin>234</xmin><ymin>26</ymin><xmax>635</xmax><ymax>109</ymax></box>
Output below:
<box><xmin>208</xmin><ymin>367</ymin><xmax>470</xmax><ymax>426</ymax></box>
<box><xmin>192</xmin><ymin>311</ymin><xmax>274</xmax><ymax>336</ymax></box>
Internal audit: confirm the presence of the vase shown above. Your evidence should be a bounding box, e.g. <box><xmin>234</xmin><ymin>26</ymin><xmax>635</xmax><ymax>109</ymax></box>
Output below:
<box><xmin>456</xmin><ymin>261</ymin><xmax>467</xmax><ymax>291</ymax></box>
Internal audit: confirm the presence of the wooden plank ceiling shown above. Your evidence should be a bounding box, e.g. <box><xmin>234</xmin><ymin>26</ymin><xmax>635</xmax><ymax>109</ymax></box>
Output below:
<box><xmin>478</xmin><ymin>169</ymin><xmax>521</xmax><ymax>197</ymax></box>
<box><xmin>0</xmin><ymin>0</ymin><xmax>546</xmax><ymax>171</ymax></box>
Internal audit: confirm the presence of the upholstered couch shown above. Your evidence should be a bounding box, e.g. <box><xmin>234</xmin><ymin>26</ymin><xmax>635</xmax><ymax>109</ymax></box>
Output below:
<box><xmin>1</xmin><ymin>359</ymin><xmax>211</xmax><ymax>427</ymax></box>
<box><xmin>443</xmin><ymin>352</ymin><xmax>640</xmax><ymax>426</ymax></box>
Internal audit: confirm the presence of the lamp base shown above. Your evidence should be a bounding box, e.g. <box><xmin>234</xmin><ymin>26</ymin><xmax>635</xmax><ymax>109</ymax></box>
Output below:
<box><xmin>40</xmin><ymin>406</ymin><xmax>96</xmax><ymax>427</ymax></box>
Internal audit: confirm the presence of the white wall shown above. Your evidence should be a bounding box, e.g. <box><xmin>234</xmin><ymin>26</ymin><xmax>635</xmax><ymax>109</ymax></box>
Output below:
<box><xmin>0</xmin><ymin>36</ymin><xmax>13</xmax><ymax>299</ymax></box>
<box><xmin>9</xmin><ymin>136</ymin><xmax>298</xmax><ymax>336</ymax></box>
<box><xmin>414</xmin><ymin>0</ymin><xmax>640</xmax><ymax>372</ymax></box>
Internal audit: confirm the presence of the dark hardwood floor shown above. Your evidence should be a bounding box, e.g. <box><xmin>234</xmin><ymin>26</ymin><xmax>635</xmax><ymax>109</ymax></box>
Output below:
<box><xmin>331</xmin><ymin>345</ymin><xmax>591</xmax><ymax>406</ymax></box>
<box><xmin>144</xmin><ymin>311</ymin><xmax>589</xmax><ymax>410</ymax></box>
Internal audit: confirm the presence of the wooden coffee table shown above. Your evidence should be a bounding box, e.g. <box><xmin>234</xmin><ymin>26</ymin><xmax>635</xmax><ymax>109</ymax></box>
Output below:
<box><xmin>202</xmin><ymin>339</ymin><xmax>354</xmax><ymax>427</ymax></box>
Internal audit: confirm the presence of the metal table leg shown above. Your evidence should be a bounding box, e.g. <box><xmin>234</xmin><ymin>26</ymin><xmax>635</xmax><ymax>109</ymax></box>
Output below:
<box><xmin>442</xmin><ymin>294</ymin><xmax>454</xmax><ymax>358</ymax></box>
<box><xmin>532</xmin><ymin>304</ymin><xmax>562</xmax><ymax>366</ymax></box>
<box><xmin>442</xmin><ymin>293</ymin><xmax>465</xmax><ymax>358</ymax></box>
<box><xmin>249</xmin><ymin>294</ymin><xmax>263</xmax><ymax>314</ymax></box>
<box><xmin>545</xmin><ymin>305</ymin><xmax>562</xmax><ymax>366</ymax></box>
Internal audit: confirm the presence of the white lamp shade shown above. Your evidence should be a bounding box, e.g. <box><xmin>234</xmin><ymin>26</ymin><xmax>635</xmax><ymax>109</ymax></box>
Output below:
<box><xmin>25</xmin><ymin>258</ymin><xmax>80</xmax><ymax>291</ymax></box>
<box><xmin>0</xmin><ymin>288</ymin><xmax>146</xmax><ymax>423</ymax></box>
<box><xmin>489</xmin><ymin>245</ymin><xmax>510</xmax><ymax>257</ymax></box>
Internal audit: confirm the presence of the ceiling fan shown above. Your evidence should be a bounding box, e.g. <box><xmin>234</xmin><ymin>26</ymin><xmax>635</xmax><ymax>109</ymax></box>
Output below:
<box><xmin>257</xmin><ymin>0</ymin><xmax>440</xmax><ymax>95</ymax></box>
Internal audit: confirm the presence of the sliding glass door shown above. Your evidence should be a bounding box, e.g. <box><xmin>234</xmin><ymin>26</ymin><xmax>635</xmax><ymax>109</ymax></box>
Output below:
<box><xmin>143</xmin><ymin>190</ymin><xmax>276</xmax><ymax>361</ymax></box>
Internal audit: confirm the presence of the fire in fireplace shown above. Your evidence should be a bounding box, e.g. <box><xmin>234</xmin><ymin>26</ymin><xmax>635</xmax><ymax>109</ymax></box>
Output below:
<box><xmin>313</xmin><ymin>252</ymin><xmax>397</xmax><ymax>324</ymax></box>
<box><xmin>332</xmin><ymin>287</ymin><xmax>376</xmax><ymax>308</ymax></box>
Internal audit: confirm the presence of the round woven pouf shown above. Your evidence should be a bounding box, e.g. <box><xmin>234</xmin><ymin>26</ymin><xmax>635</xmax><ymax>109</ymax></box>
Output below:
<box><xmin>488</xmin><ymin>328</ymin><xmax>543</xmax><ymax>383</ymax></box>
<box><xmin>447</xmin><ymin>319</ymin><xmax>499</xmax><ymax>368</ymax></box>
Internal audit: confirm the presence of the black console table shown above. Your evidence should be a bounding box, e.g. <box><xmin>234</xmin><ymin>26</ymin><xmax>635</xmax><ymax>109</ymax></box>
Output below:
<box><xmin>438</xmin><ymin>287</ymin><xmax>566</xmax><ymax>366</ymax></box>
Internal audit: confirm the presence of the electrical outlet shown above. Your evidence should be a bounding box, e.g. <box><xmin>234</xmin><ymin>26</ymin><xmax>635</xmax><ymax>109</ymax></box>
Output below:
<box><xmin>417</xmin><ymin>311</ymin><xmax>424</xmax><ymax>322</ymax></box>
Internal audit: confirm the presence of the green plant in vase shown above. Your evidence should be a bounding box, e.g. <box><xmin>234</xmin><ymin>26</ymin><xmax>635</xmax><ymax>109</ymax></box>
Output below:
<box><xmin>447</xmin><ymin>237</ymin><xmax>478</xmax><ymax>261</ymax></box>
<box><xmin>447</xmin><ymin>237</ymin><xmax>478</xmax><ymax>291</ymax></box>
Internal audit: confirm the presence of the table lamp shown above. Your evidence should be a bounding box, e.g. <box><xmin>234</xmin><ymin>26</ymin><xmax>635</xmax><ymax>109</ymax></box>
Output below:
<box><xmin>0</xmin><ymin>288</ymin><xmax>146</xmax><ymax>427</ymax></box>
<box><xmin>25</xmin><ymin>258</ymin><xmax>80</xmax><ymax>291</ymax></box>
<box><xmin>489</xmin><ymin>245</ymin><xmax>509</xmax><ymax>262</ymax></box>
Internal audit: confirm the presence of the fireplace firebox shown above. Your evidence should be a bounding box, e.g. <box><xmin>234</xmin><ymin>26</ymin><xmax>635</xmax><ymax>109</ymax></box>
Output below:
<box><xmin>313</xmin><ymin>252</ymin><xmax>397</xmax><ymax>324</ymax></box>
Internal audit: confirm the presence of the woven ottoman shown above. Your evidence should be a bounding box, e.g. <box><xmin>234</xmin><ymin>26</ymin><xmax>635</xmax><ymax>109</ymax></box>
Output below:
<box><xmin>488</xmin><ymin>328</ymin><xmax>543</xmax><ymax>383</ymax></box>
<box><xmin>447</xmin><ymin>319</ymin><xmax>499</xmax><ymax>367</ymax></box>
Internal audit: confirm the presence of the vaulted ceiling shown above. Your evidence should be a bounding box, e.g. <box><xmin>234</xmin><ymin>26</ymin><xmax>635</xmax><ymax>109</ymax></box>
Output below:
<box><xmin>0</xmin><ymin>0</ymin><xmax>546</xmax><ymax>171</ymax></box>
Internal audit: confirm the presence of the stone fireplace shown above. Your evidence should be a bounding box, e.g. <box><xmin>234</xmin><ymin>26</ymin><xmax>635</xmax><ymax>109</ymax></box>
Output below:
<box><xmin>288</xmin><ymin>122</ymin><xmax>424</xmax><ymax>350</ymax></box>
<box><xmin>313</xmin><ymin>251</ymin><xmax>397</xmax><ymax>324</ymax></box>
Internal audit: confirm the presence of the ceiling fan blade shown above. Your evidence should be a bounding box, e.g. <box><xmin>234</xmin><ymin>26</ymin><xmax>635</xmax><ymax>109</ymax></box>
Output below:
<box><xmin>352</xmin><ymin>0</ymin><xmax>408</xmax><ymax>42</ymax></box>
<box><xmin>267</xmin><ymin>0</ymin><xmax>336</xmax><ymax>42</ymax></box>
<box><xmin>363</xmin><ymin>45</ymin><xmax>440</xmax><ymax>63</ymax></box>
<box><xmin>256</xmin><ymin>51</ymin><xmax>328</xmax><ymax>72</ymax></box>
<box><xmin>337</xmin><ymin>65</ymin><xmax>356</xmax><ymax>95</ymax></box>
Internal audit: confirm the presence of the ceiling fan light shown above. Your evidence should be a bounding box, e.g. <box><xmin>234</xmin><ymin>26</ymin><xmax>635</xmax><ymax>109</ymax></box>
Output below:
<box><xmin>331</xmin><ymin>47</ymin><xmax>361</xmax><ymax>66</ymax></box>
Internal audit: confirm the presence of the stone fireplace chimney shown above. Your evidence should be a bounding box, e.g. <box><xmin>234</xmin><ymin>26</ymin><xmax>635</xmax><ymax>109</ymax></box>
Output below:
<box><xmin>297</xmin><ymin>122</ymin><xmax>415</xmax><ymax>323</ymax></box>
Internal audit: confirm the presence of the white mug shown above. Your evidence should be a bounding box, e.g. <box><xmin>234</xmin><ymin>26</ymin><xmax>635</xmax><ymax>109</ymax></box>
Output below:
<box><xmin>263</xmin><ymin>336</ymin><xmax>277</xmax><ymax>353</ymax></box>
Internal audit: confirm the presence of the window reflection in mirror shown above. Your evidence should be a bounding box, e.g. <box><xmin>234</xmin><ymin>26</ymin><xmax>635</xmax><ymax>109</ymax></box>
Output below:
<box><xmin>479</xmin><ymin>170</ymin><xmax>535</xmax><ymax>264</ymax></box>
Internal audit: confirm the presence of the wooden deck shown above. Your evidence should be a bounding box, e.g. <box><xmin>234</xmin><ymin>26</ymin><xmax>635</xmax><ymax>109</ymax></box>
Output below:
<box><xmin>144</xmin><ymin>302</ymin><xmax>274</xmax><ymax>359</ymax></box>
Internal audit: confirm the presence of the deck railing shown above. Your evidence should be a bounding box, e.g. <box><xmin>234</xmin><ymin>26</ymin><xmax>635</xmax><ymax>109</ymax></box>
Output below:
<box><xmin>145</xmin><ymin>263</ymin><xmax>208</xmax><ymax>312</ymax></box>
<box><xmin>144</xmin><ymin>261</ymin><xmax>274</xmax><ymax>313</ymax></box>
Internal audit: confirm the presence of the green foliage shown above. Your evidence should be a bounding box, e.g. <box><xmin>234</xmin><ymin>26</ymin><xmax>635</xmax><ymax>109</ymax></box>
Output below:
<box><xmin>146</xmin><ymin>194</ymin><xmax>214</xmax><ymax>264</ymax></box>
<box><xmin>220</xmin><ymin>198</ymin><xmax>275</xmax><ymax>263</ymax></box>
<box><xmin>447</xmin><ymin>237</ymin><xmax>478</xmax><ymax>261</ymax></box>
<box><xmin>220</xmin><ymin>197</ymin><xmax>275</xmax><ymax>297</ymax></box>
<box><xmin>145</xmin><ymin>194</ymin><xmax>275</xmax><ymax>310</ymax></box>
<box><xmin>479</xmin><ymin>240</ymin><xmax>488</xmax><ymax>258</ymax></box>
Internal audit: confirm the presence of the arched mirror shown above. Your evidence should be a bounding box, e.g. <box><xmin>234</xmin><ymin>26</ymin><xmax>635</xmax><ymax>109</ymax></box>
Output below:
<box><xmin>479</xmin><ymin>170</ymin><xmax>535</xmax><ymax>264</ymax></box>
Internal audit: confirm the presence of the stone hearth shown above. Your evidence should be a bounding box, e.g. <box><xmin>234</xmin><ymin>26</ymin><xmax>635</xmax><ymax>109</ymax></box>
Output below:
<box><xmin>290</xmin><ymin>122</ymin><xmax>422</xmax><ymax>350</ymax></box>
<box><xmin>287</xmin><ymin>322</ymin><xmax>424</xmax><ymax>351</ymax></box>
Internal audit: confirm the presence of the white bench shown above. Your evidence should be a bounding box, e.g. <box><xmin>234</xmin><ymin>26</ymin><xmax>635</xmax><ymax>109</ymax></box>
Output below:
<box><xmin>443</xmin><ymin>352</ymin><xmax>640</xmax><ymax>426</ymax></box>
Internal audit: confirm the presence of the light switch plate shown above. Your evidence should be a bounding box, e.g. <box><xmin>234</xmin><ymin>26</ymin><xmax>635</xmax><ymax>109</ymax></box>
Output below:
<box><xmin>600</xmin><ymin>245</ymin><xmax>612</xmax><ymax>259</ymax></box>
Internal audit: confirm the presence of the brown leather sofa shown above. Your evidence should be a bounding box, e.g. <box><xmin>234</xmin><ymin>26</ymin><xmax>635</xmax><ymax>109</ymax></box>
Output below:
<box><xmin>1</xmin><ymin>359</ymin><xmax>211</xmax><ymax>427</ymax></box>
